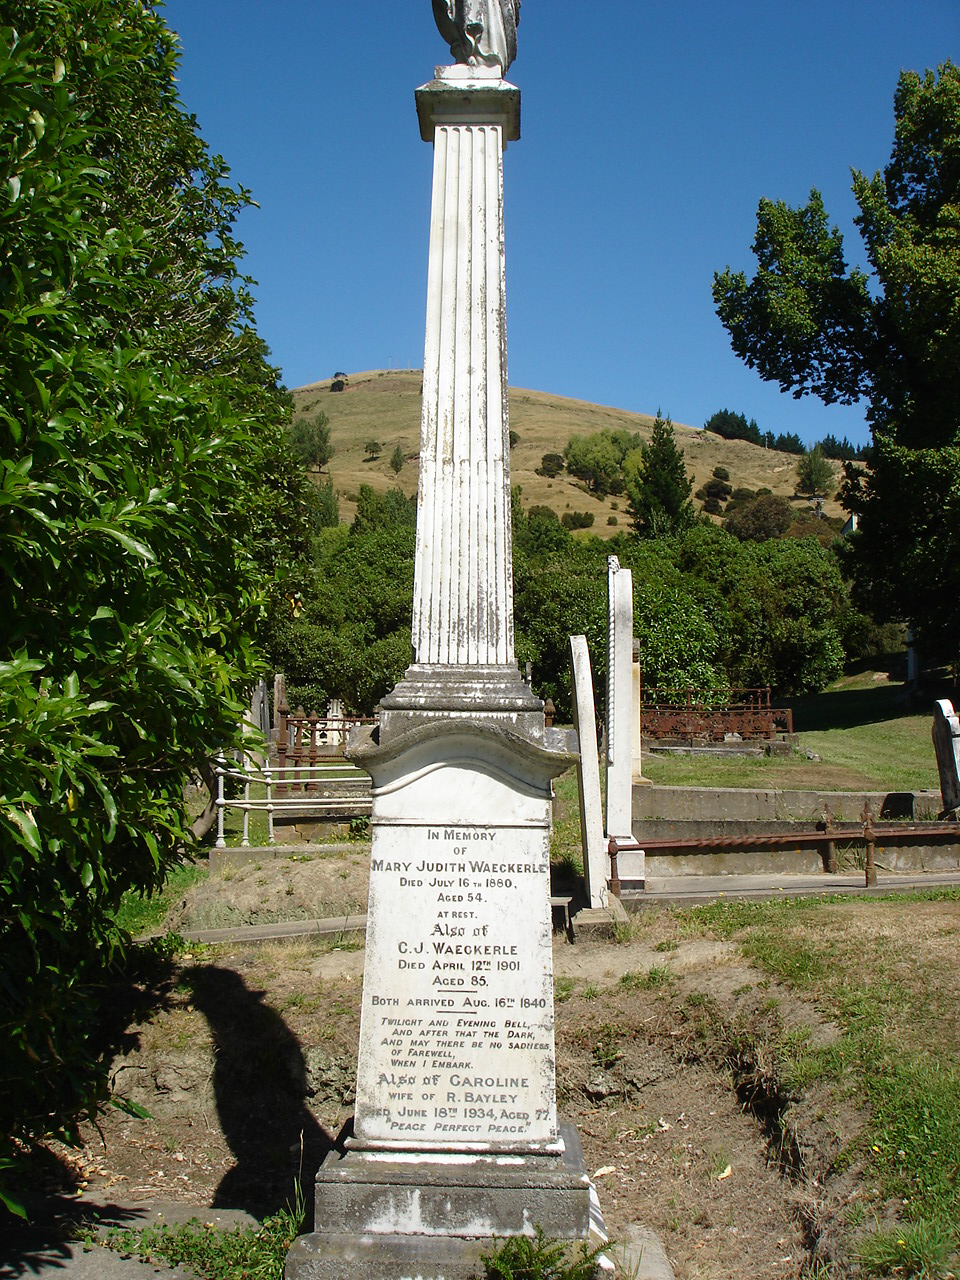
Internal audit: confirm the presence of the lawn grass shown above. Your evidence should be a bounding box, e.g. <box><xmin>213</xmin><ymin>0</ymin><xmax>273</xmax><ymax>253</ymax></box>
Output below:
<box><xmin>640</xmin><ymin>672</ymin><xmax>942</xmax><ymax>793</ymax></box>
<box><xmin>114</xmin><ymin>859</ymin><xmax>208</xmax><ymax>936</ymax></box>
<box><xmin>678</xmin><ymin>890</ymin><xmax>960</xmax><ymax>1274</ymax></box>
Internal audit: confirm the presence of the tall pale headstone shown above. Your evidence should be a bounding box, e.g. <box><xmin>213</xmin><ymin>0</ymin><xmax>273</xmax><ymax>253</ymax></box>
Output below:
<box><xmin>605</xmin><ymin>557</ymin><xmax>643</xmax><ymax>889</ymax></box>
<box><xmin>632</xmin><ymin>639</ymin><xmax>644</xmax><ymax>783</ymax></box>
<box><xmin>605</xmin><ymin>556</ymin><xmax>634</xmax><ymax>838</ymax></box>
<box><xmin>286</xmin><ymin>11</ymin><xmax>593</xmax><ymax>1278</ymax></box>
<box><xmin>569</xmin><ymin>635</ymin><xmax>608</xmax><ymax>909</ymax></box>
<box><xmin>933</xmin><ymin>699</ymin><xmax>960</xmax><ymax>819</ymax></box>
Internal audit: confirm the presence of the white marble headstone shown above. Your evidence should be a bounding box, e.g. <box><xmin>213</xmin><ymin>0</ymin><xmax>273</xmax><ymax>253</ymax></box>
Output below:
<box><xmin>569</xmin><ymin>636</ymin><xmax>607</xmax><ymax>909</ymax></box>
<box><xmin>352</xmin><ymin>735</ymin><xmax>560</xmax><ymax>1152</ymax></box>
<box><xmin>605</xmin><ymin>556</ymin><xmax>634</xmax><ymax>840</ymax></box>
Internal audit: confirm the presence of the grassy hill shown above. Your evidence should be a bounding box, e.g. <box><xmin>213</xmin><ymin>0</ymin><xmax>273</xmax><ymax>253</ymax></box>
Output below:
<box><xmin>291</xmin><ymin>369</ymin><xmax>847</xmax><ymax>534</ymax></box>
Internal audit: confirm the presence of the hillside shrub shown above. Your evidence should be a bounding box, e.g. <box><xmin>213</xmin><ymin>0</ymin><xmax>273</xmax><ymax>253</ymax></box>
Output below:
<box><xmin>561</xmin><ymin>511</ymin><xmax>595</xmax><ymax>530</ymax></box>
<box><xmin>699</xmin><ymin>478</ymin><xmax>733</xmax><ymax>502</ymax></box>
<box><xmin>537</xmin><ymin>453</ymin><xmax>565</xmax><ymax>478</ymax></box>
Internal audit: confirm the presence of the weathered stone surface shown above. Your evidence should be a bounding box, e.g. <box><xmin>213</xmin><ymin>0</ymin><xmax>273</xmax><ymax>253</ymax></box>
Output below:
<box><xmin>286</xmin><ymin>1126</ymin><xmax>590</xmax><ymax>1279</ymax></box>
<box><xmin>348</xmin><ymin>720</ymin><xmax>572</xmax><ymax>1152</ymax></box>
<box><xmin>410</xmin><ymin>73</ymin><xmax>520</xmax><ymax>670</ymax></box>
<box><xmin>288</xmin><ymin>49</ymin><xmax>594</xmax><ymax>1280</ymax></box>
<box><xmin>432</xmin><ymin>0</ymin><xmax>521</xmax><ymax>76</ymax></box>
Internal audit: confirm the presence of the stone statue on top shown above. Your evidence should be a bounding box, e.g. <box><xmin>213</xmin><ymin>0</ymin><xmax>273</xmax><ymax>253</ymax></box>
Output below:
<box><xmin>432</xmin><ymin>0</ymin><xmax>521</xmax><ymax>75</ymax></box>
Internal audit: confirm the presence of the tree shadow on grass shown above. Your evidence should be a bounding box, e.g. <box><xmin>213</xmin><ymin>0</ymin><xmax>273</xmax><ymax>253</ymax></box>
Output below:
<box><xmin>790</xmin><ymin>684</ymin><xmax>910</xmax><ymax>733</ymax></box>
<box><xmin>184</xmin><ymin>966</ymin><xmax>336</xmax><ymax>1223</ymax></box>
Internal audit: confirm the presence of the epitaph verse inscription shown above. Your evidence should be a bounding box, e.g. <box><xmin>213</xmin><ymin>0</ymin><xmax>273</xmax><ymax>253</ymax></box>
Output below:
<box><xmin>354</xmin><ymin>823</ymin><xmax>557</xmax><ymax>1149</ymax></box>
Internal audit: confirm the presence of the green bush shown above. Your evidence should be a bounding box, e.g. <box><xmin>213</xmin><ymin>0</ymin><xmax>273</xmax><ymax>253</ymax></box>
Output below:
<box><xmin>537</xmin><ymin>452</ymin><xmax>565</xmax><ymax>478</ymax></box>
<box><xmin>0</xmin><ymin>0</ymin><xmax>310</xmax><ymax>1192</ymax></box>
<box><xmin>480</xmin><ymin>1228</ymin><xmax>605</xmax><ymax>1280</ymax></box>
<box><xmin>561</xmin><ymin>511</ymin><xmax>595</xmax><ymax>530</ymax></box>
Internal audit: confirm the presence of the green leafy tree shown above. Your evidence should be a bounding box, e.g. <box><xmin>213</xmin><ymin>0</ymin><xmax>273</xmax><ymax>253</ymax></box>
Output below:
<box><xmin>563</xmin><ymin>432</ymin><xmax>621</xmax><ymax>495</ymax></box>
<box><xmin>704</xmin><ymin>409</ymin><xmax>762</xmax><ymax>445</ymax></box>
<box><xmin>289</xmin><ymin>411</ymin><xmax>334</xmax><ymax>471</ymax></box>
<box><xmin>314</xmin><ymin>478</ymin><xmax>340</xmax><ymax>529</ymax></box>
<box><xmin>0</xmin><ymin>0</ymin><xmax>311</xmax><ymax>1191</ymax></box>
<box><xmin>364</xmin><ymin>438</ymin><xmax>383</xmax><ymax>460</ymax></box>
<box><xmin>389</xmin><ymin>444</ymin><xmax>405</xmax><ymax>474</ymax></box>
<box><xmin>795</xmin><ymin>445</ymin><xmax>835</xmax><ymax>497</ymax></box>
<box><xmin>266</xmin><ymin>495</ymin><xmax>416</xmax><ymax>715</ymax></box>
<box><xmin>714</xmin><ymin>62</ymin><xmax>960</xmax><ymax>658</ymax></box>
<box><xmin>625</xmin><ymin>413</ymin><xmax>694</xmax><ymax>537</ymax></box>
<box><xmin>724</xmin><ymin>493</ymin><xmax>794</xmax><ymax>542</ymax></box>
<box><xmin>724</xmin><ymin>539</ymin><xmax>847</xmax><ymax>693</ymax></box>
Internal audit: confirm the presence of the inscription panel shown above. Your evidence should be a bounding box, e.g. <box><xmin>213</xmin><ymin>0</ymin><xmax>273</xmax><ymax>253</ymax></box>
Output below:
<box><xmin>354</xmin><ymin>822</ymin><xmax>556</xmax><ymax>1149</ymax></box>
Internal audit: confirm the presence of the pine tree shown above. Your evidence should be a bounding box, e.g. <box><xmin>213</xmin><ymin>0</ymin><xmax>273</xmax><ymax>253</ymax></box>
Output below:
<box><xmin>626</xmin><ymin>413</ymin><xmax>695</xmax><ymax>537</ymax></box>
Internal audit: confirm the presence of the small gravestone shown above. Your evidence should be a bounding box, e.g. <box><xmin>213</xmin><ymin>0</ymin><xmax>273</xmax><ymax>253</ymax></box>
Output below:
<box><xmin>933</xmin><ymin>699</ymin><xmax>960</xmax><ymax>819</ymax></box>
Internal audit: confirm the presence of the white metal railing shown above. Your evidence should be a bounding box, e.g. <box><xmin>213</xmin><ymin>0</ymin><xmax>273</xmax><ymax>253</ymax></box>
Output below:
<box><xmin>213</xmin><ymin>751</ymin><xmax>371</xmax><ymax>848</ymax></box>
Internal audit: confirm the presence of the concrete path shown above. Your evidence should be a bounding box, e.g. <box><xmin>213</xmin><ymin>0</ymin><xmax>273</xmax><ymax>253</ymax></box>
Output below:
<box><xmin>0</xmin><ymin>1201</ymin><xmax>255</xmax><ymax>1279</ymax></box>
<box><xmin>2</xmin><ymin>1198</ymin><xmax>677</xmax><ymax>1280</ymax></box>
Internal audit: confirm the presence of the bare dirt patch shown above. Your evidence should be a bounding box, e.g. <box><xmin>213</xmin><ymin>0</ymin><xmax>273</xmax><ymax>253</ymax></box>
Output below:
<box><xmin>163</xmin><ymin>850</ymin><xmax>370</xmax><ymax>933</ymax></box>
<box><xmin>37</xmin><ymin>866</ymin><xmax>960</xmax><ymax>1277</ymax></box>
<box><xmin>46</xmin><ymin>927</ymin><xmax>855</xmax><ymax>1278</ymax></box>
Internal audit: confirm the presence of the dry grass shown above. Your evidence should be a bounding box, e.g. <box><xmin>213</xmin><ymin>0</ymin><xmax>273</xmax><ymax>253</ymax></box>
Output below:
<box><xmin>292</xmin><ymin>370</ymin><xmax>846</xmax><ymax>534</ymax></box>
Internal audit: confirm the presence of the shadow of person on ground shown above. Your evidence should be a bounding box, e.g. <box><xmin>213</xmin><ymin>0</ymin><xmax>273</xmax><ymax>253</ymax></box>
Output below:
<box><xmin>185</xmin><ymin>966</ymin><xmax>335</xmax><ymax>1222</ymax></box>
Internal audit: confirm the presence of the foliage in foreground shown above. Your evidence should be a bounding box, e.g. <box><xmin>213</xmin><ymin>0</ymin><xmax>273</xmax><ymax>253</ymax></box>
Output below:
<box><xmin>99</xmin><ymin>1218</ymin><xmax>603</xmax><ymax>1280</ymax></box>
<box><xmin>0</xmin><ymin>0</ymin><xmax>311</xmax><ymax>1186</ymax></box>
<box><xmin>99</xmin><ymin>1204</ymin><xmax>303</xmax><ymax>1280</ymax></box>
<box><xmin>480</xmin><ymin>1228</ymin><xmax>605</xmax><ymax>1280</ymax></box>
<box><xmin>855</xmin><ymin>1221</ymin><xmax>956</xmax><ymax>1280</ymax></box>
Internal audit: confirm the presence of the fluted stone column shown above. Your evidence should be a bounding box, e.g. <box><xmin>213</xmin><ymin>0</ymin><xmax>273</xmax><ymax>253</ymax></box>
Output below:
<box><xmin>286</xmin><ymin>60</ymin><xmax>591</xmax><ymax>1280</ymax></box>
<box><xmin>381</xmin><ymin>66</ymin><xmax>539</xmax><ymax>733</ymax></box>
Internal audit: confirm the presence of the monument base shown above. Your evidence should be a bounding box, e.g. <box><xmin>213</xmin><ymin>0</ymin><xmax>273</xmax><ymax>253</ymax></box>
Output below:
<box><xmin>285</xmin><ymin>1124</ymin><xmax>592</xmax><ymax>1280</ymax></box>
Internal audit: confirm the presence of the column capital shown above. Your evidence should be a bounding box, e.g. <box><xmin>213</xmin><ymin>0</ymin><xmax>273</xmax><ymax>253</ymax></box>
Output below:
<box><xmin>416</xmin><ymin>66</ymin><xmax>520</xmax><ymax>143</ymax></box>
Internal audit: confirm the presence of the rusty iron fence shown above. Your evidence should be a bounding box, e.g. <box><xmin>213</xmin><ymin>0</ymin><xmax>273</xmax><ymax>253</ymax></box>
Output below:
<box><xmin>274</xmin><ymin>698</ymin><xmax>377</xmax><ymax>774</ymax></box>
<box><xmin>641</xmin><ymin>686</ymin><xmax>793</xmax><ymax>745</ymax></box>
<box><xmin>608</xmin><ymin>802</ymin><xmax>960</xmax><ymax>894</ymax></box>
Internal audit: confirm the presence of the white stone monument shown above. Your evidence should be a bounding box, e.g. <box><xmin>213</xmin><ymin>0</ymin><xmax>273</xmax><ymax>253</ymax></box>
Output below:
<box><xmin>604</xmin><ymin>557</ymin><xmax>643</xmax><ymax>885</ymax></box>
<box><xmin>933</xmin><ymin>698</ymin><xmax>960</xmax><ymax>819</ymax></box>
<box><xmin>605</xmin><ymin>557</ymin><xmax>643</xmax><ymax>889</ymax></box>
<box><xmin>286</xmin><ymin>10</ymin><xmax>592</xmax><ymax>1277</ymax></box>
<box><xmin>632</xmin><ymin>639</ymin><xmax>644</xmax><ymax>783</ymax></box>
<box><xmin>569</xmin><ymin>635</ymin><xmax>608</xmax><ymax>909</ymax></box>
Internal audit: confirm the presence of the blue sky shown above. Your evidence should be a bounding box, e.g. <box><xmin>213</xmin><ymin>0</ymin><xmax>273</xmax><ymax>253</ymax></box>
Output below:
<box><xmin>161</xmin><ymin>1</ymin><xmax>957</xmax><ymax>447</ymax></box>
